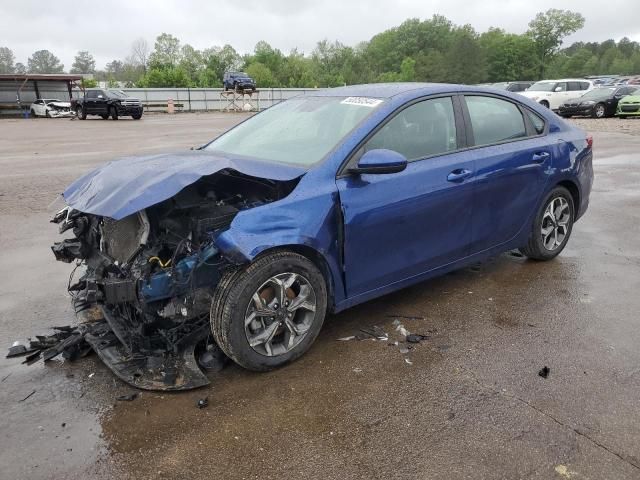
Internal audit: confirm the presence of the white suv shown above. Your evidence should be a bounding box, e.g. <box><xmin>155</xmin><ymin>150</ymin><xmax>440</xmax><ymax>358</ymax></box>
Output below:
<box><xmin>519</xmin><ymin>79</ymin><xmax>594</xmax><ymax>110</ymax></box>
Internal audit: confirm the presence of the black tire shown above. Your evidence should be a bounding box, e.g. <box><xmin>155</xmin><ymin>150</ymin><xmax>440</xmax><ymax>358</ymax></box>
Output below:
<box><xmin>540</xmin><ymin>100</ymin><xmax>550</xmax><ymax>109</ymax></box>
<box><xmin>132</xmin><ymin>114</ymin><xmax>142</xmax><ymax>120</ymax></box>
<box><xmin>210</xmin><ymin>251</ymin><xmax>328</xmax><ymax>371</ymax></box>
<box><xmin>519</xmin><ymin>186</ymin><xmax>575</xmax><ymax>261</ymax></box>
<box><xmin>592</xmin><ymin>103</ymin><xmax>606</xmax><ymax>118</ymax></box>
<box><xmin>560</xmin><ymin>114</ymin><xmax>572</xmax><ymax>118</ymax></box>
<box><xmin>30</xmin><ymin>109</ymin><xmax>37</xmax><ymax>118</ymax></box>
<box><xmin>110</xmin><ymin>106</ymin><xmax>118</xmax><ymax>120</ymax></box>
<box><xmin>100</xmin><ymin>114</ymin><xmax>109</xmax><ymax>120</ymax></box>
<box><xmin>77</xmin><ymin>106</ymin><xmax>86</xmax><ymax>120</ymax></box>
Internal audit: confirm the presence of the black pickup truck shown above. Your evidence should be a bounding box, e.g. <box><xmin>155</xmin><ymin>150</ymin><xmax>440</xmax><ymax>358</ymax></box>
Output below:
<box><xmin>73</xmin><ymin>89</ymin><xmax>143</xmax><ymax>120</ymax></box>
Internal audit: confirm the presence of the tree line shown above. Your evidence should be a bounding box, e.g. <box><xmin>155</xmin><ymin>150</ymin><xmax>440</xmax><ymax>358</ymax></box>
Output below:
<box><xmin>1</xmin><ymin>9</ymin><xmax>640</xmax><ymax>88</ymax></box>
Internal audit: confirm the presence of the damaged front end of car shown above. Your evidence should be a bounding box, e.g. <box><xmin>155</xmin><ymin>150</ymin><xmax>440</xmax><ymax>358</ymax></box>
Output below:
<box><xmin>49</xmin><ymin>163</ymin><xmax>301</xmax><ymax>390</ymax></box>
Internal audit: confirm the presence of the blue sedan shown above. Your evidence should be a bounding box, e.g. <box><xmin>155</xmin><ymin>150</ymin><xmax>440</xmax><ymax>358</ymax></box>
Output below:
<box><xmin>52</xmin><ymin>83</ymin><xmax>593</xmax><ymax>389</ymax></box>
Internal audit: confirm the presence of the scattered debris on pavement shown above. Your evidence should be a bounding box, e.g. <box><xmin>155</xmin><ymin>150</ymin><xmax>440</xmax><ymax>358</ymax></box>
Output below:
<box><xmin>197</xmin><ymin>397</ymin><xmax>209</xmax><ymax>409</ymax></box>
<box><xmin>19</xmin><ymin>390</ymin><xmax>36</xmax><ymax>402</ymax></box>
<box><xmin>538</xmin><ymin>366</ymin><xmax>550</xmax><ymax>378</ymax></box>
<box><xmin>116</xmin><ymin>393</ymin><xmax>138</xmax><ymax>402</ymax></box>
<box><xmin>337</xmin><ymin>318</ymin><xmax>434</xmax><ymax>365</ymax></box>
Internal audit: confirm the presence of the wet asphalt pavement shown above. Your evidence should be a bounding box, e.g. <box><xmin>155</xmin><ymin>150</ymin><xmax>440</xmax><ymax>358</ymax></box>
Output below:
<box><xmin>0</xmin><ymin>114</ymin><xmax>639</xmax><ymax>480</ymax></box>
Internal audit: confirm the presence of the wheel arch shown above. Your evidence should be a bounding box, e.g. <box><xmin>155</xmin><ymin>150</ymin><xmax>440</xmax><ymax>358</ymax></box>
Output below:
<box><xmin>557</xmin><ymin>179</ymin><xmax>580</xmax><ymax>212</ymax></box>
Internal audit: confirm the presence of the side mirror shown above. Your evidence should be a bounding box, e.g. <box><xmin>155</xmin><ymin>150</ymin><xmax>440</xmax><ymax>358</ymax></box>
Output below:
<box><xmin>349</xmin><ymin>149</ymin><xmax>408</xmax><ymax>175</ymax></box>
<box><xmin>97</xmin><ymin>95</ymin><xmax>104</xmax><ymax>99</ymax></box>
<box><xmin>554</xmin><ymin>87</ymin><xmax>563</xmax><ymax>92</ymax></box>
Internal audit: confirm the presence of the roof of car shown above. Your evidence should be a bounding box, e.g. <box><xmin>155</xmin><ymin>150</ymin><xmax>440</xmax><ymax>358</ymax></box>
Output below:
<box><xmin>308</xmin><ymin>83</ymin><xmax>478</xmax><ymax>99</ymax></box>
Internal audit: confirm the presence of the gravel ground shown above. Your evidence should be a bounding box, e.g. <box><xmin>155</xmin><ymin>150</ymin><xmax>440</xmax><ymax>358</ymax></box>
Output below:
<box><xmin>569</xmin><ymin>116</ymin><xmax>640</xmax><ymax>135</ymax></box>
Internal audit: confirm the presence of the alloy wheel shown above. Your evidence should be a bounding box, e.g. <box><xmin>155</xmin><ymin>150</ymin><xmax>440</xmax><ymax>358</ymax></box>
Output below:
<box><xmin>244</xmin><ymin>272</ymin><xmax>317</xmax><ymax>357</ymax></box>
<box><xmin>541</xmin><ymin>197</ymin><xmax>570</xmax><ymax>251</ymax></box>
<box><xmin>595</xmin><ymin>104</ymin><xmax>605</xmax><ymax>118</ymax></box>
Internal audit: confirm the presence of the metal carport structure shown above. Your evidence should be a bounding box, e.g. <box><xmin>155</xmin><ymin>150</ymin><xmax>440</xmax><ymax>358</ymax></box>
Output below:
<box><xmin>0</xmin><ymin>74</ymin><xmax>83</xmax><ymax>116</ymax></box>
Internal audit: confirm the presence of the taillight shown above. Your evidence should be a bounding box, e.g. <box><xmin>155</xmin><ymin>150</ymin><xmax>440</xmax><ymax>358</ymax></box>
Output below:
<box><xmin>586</xmin><ymin>135</ymin><xmax>593</xmax><ymax>149</ymax></box>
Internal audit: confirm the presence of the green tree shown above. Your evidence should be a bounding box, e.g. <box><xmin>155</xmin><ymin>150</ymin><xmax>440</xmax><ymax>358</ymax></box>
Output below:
<box><xmin>246</xmin><ymin>62</ymin><xmax>276</xmax><ymax>87</ymax></box>
<box><xmin>527</xmin><ymin>9</ymin><xmax>585</xmax><ymax>77</ymax></box>
<box><xmin>149</xmin><ymin>33</ymin><xmax>182</xmax><ymax>68</ymax></box>
<box><xmin>70</xmin><ymin>51</ymin><xmax>96</xmax><ymax>74</ymax></box>
<box><xmin>480</xmin><ymin>29</ymin><xmax>537</xmax><ymax>81</ymax></box>
<box><xmin>0</xmin><ymin>47</ymin><xmax>15</xmax><ymax>73</ymax></box>
<box><xmin>27</xmin><ymin>50</ymin><xmax>64</xmax><ymax>73</ymax></box>
<box><xmin>14</xmin><ymin>62</ymin><xmax>26</xmax><ymax>74</ymax></box>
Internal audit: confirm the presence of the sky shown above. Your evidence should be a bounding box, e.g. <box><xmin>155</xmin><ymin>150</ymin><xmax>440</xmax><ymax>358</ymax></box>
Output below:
<box><xmin>2</xmin><ymin>0</ymin><xmax>640</xmax><ymax>70</ymax></box>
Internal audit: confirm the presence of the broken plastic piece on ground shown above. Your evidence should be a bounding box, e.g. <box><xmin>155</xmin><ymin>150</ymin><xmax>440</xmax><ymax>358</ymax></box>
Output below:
<box><xmin>116</xmin><ymin>393</ymin><xmax>138</xmax><ymax>401</ymax></box>
<box><xmin>6</xmin><ymin>343</ymin><xmax>28</xmax><ymax>358</ymax></box>
<box><xmin>538</xmin><ymin>366</ymin><xmax>550</xmax><ymax>378</ymax></box>
<box><xmin>197</xmin><ymin>397</ymin><xmax>209</xmax><ymax>409</ymax></box>
<box><xmin>399</xmin><ymin>346</ymin><xmax>409</xmax><ymax>354</ymax></box>
<box><xmin>386</xmin><ymin>314</ymin><xmax>425</xmax><ymax>321</ymax></box>
<box><xmin>337</xmin><ymin>336</ymin><xmax>356</xmax><ymax>341</ymax></box>
<box><xmin>197</xmin><ymin>342</ymin><xmax>228</xmax><ymax>372</ymax></box>
<box><xmin>406</xmin><ymin>334</ymin><xmax>429</xmax><ymax>343</ymax></box>
<box><xmin>404</xmin><ymin>358</ymin><xmax>413</xmax><ymax>365</ymax></box>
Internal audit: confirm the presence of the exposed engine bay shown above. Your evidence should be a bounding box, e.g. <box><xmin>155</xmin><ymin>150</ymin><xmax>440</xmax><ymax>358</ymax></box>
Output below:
<box><xmin>42</xmin><ymin>170</ymin><xmax>298</xmax><ymax>390</ymax></box>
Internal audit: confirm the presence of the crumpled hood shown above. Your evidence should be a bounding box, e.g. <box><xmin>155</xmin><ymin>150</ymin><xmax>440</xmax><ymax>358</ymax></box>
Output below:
<box><xmin>63</xmin><ymin>150</ymin><xmax>306</xmax><ymax>220</ymax></box>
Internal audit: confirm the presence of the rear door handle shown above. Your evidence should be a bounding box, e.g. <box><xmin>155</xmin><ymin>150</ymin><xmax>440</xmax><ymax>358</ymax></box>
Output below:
<box><xmin>447</xmin><ymin>168</ymin><xmax>472</xmax><ymax>183</ymax></box>
<box><xmin>532</xmin><ymin>152</ymin><xmax>550</xmax><ymax>163</ymax></box>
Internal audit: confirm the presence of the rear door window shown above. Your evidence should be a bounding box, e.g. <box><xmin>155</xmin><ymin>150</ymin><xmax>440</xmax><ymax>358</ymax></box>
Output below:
<box><xmin>568</xmin><ymin>82</ymin><xmax>582</xmax><ymax>91</ymax></box>
<box><xmin>465</xmin><ymin>96</ymin><xmax>527</xmax><ymax>146</ymax></box>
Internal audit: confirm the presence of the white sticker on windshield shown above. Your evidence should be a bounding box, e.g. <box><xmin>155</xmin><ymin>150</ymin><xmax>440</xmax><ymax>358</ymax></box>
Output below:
<box><xmin>341</xmin><ymin>97</ymin><xmax>383</xmax><ymax>108</ymax></box>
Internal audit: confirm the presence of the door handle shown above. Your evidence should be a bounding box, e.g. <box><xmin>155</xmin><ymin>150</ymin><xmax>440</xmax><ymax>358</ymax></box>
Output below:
<box><xmin>447</xmin><ymin>168</ymin><xmax>472</xmax><ymax>183</ymax></box>
<box><xmin>532</xmin><ymin>152</ymin><xmax>550</xmax><ymax>163</ymax></box>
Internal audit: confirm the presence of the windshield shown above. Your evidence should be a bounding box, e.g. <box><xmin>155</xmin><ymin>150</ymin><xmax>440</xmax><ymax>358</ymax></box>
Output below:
<box><xmin>580</xmin><ymin>87</ymin><xmax>616</xmax><ymax>100</ymax></box>
<box><xmin>491</xmin><ymin>83</ymin><xmax>509</xmax><ymax>90</ymax></box>
<box><xmin>204</xmin><ymin>96</ymin><xmax>384</xmax><ymax>167</ymax></box>
<box><xmin>107</xmin><ymin>89</ymin><xmax>127</xmax><ymax>98</ymax></box>
<box><xmin>528</xmin><ymin>82</ymin><xmax>557</xmax><ymax>92</ymax></box>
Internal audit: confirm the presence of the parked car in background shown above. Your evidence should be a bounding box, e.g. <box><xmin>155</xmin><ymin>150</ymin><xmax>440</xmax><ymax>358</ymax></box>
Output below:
<box><xmin>616</xmin><ymin>92</ymin><xmax>640</xmax><ymax>117</ymax></box>
<box><xmin>29</xmin><ymin>98</ymin><xmax>73</xmax><ymax>118</ymax></box>
<box><xmin>519</xmin><ymin>79</ymin><xmax>594</xmax><ymax>110</ymax></box>
<box><xmin>51</xmin><ymin>83</ymin><xmax>593</xmax><ymax>389</ymax></box>
<box><xmin>558</xmin><ymin>86</ymin><xmax>638</xmax><ymax>118</ymax></box>
<box><xmin>491</xmin><ymin>81</ymin><xmax>534</xmax><ymax>92</ymax></box>
<box><xmin>223</xmin><ymin>72</ymin><xmax>257</xmax><ymax>92</ymax></box>
<box><xmin>72</xmin><ymin>89</ymin><xmax>143</xmax><ymax>120</ymax></box>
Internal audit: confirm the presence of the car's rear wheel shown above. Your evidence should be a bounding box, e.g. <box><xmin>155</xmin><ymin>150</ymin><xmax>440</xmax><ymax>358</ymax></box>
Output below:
<box><xmin>110</xmin><ymin>106</ymin><xmax>118</xmax><ymax>120</ymax></box>
<box><xmin>519</xmin><ymin>186</ymin><xmax>574</xmax><ymax>261</ymax></box>
<box><xmin>76</xmin><ymin>106</ymin><xmax>86</xmax><ymax>120</ymax></box>
<box><xmin>132</xmin><ymin>114</ymin><xmax>142</xmax><ymax>120</ymax></box>
<box><xmin>211</xmin><ymin>252</ymin><xmax>327</xmax><ymax>371</ymax></box>
<box><xmin>100</xmin><ymin>114</ymin><xmax>109</xmax><ymax>120</ymax></box>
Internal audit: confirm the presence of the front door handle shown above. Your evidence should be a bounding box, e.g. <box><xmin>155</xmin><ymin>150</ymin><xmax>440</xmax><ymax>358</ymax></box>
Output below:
<box><xmin>447</xmin><ymin>168</ymin><xmax>472</xmax><ymax>183</ymax></box>
<box><xmin>532</xmin><ymin>151</ymin><xmax>550</xmax><ymax>163</ymax></box>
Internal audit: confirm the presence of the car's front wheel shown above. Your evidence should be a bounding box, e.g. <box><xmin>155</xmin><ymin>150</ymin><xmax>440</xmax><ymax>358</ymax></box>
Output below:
<box><xmin>211</xmin><ymin>252</ymin><xmax>327</xmax><ymax>371</ymax></box>
<box><xmin>519</xmin><ymin>186</ymin><xmax>574</xmax><ymax>261</ymax></box>
<box><xmin>76</xmin><ymin>106</ymin><xmax>86</xmax><ymax>120</ymax></box>
<box><xmin>592</xmin><ymin>103</ymin><xmax>606</xmax><ymax>118</ymax></box>
<box><xmin>110</xmin><ymin>106</ymin><xmax>118</xmax><ymax>120</ymax></box>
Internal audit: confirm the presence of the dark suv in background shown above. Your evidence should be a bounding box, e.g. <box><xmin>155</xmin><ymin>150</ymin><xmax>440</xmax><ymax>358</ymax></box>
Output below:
<box><xmin>223</xmin><ymin>72</ymin><xmax>257</xmax><ymax>92</ymax></box>
<box><xmin>72</xmin><ymin>89</ymin><xmax>143</xmax><ymax>120</ymax></box>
